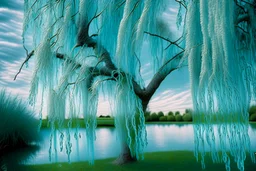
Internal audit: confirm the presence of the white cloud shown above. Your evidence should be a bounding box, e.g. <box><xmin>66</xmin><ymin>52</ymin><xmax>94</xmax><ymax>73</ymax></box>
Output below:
<box><xmin>0</xmin><ymin>7</ymin><xmax>23</xmax><ymax>17</ymax></box>
<box><xmin>0</xmin><ymin>41</ymin><xmax>22</xmax><ymax>47</ymax></box>
<box><xmin>148</xmin><ymin>88</ymin><xmax>193</xmax><ymax>114</ymax></box>
<box><xmin>0</xmin><ymin>58</ymin><xmax>34</xmax><ymax>99</ymax></box>
<box><xmin>0</xmin><ymin>1</ymin><xmax>191</xmax><ymax>119</ymax></box>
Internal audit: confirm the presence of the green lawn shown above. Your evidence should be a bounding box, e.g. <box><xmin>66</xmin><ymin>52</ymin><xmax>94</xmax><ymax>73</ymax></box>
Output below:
<box><xmin>21</xmin><ymin>151</ymin><xmax>256</xmax><ymax>171</ymax></box>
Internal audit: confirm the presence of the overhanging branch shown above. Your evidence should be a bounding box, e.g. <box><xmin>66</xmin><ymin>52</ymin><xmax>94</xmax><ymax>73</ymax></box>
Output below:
<box><xmin>14</xmin><ymin>50</ymin><xmax>34</xmax><ymax>80</ymax></box>
<box><xmin>143</xmin><ymin>51</ymin><xmax>185</xmax><ymax>102</ymax></box>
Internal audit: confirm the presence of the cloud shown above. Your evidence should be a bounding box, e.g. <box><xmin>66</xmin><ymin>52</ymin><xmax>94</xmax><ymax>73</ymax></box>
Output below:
<box><xmin>0</xmin><ymin>0</ymin><xmax>23</xmax><ymax>11</ymax></box>
<box><xmin>148</xmin><ymin>87</ymin><xmax>193</xmax><ymax>114</ymax></box>
<box><xmin>0</xmin><ymin>40</ymin><xmax>22</xmax><ymax>47</ymax></box>
<box><xmin>0</xmin><ymin>5</ymin><xmax>24</xmax><ymax>63</ymax></box>
<box><xmin>0</xmin><ymin>58</ymin><xmax>33</xmax><ymax>97</ymax></box>
<box><xmin>0</xmin><ymin>0</ymin><xmax>191</xmax><ymax>118</ymax></box>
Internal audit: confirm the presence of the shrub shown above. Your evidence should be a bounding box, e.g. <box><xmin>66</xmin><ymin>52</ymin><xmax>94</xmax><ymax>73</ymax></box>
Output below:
<box><xmin>185</xmin><ymin>109</ymin><xmax>193</xmax><ymax>114</ymax></box>
<box><xmin>249</xmin><ymin>106</ymin><xmax>256</xmax><ymax>117</ymax></box>
<box><xmin>99</xmin><ymin>115</ymin><xmax>111</xmax><ymax>118</ymax></box>
<box><xmin>150</xmin><ymin>113</ymin><xmax>159</xmax><ymax>121</ymax></box>
<box><xmin>168</xmin><ymin>111</ymin><xmax>174</xmax><ymax>116</ymax></box>
<box><xmin>158</xmin><ymin>111</ymin><xmax>164</xmax><ymax>118</ymax></box>
<box><xmin>183</xmin><ymin>113</ymin><xmax>193</xmax><ymax>121</ymax></box>
<box><xmin>175</xmin><ymin>111</ymin><xmax>180</xmax><ymax>115</ymax></box>
<box><xmin>159</xmin><ymin>116</ymin><xmax>167</xmax><ymax>121</ymax></box>
<box><xmin>167</xmin><ymin>115</ymin><xmax>175</xmax><ymax>121</ymax></box>
<box><xmin>145</xmin><ymin>115</ymin><xmax>151</xmax><ymax>122</ymax></box>
<box><xmin>0</xmin><ymin>90</ymin><xmax>40</xmax><ymax>152</ymax></box>
<box><xmin>175</xmin><ymin>114</ymin><xmax>182</xmax><ymax>121</ymax></box>
<box><xmin>250</xmin><ymin>114</ymin><xmax>256</xmax><ymax>121</ymax></box>
<box><xmin>144</xmin><ymin>111</ymin><xmax>151</xmax><ymax>117</ymax></box>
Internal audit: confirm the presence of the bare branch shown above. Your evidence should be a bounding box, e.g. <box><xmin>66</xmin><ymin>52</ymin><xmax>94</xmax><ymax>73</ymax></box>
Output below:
<box><xmin>236</xmin><ymin>25</ymin><xmax>249</xmax><ymax>34</ymax></box>
<box><xmin>175</xmin><ymin>0</ymin><xmax>187</xmax><ymax>9</ymax></box>
<box><xmin>143</xmin><ymin>51</ymin><xmax>185</xmax><ymax>102</ymax></box>
<box><xmin>14</xmin><ymin>50</ymin><xmax>35</xmax><ymax>80</ymax></box>
<box><xmin>144</xmin><ymin>31</ymin><xmax>184</xmax><ymax>51</ymax></box>
<box><xmin>236</xmin><ymin>13</ymin><xmax>250</xmax><ymax>24</ymax></box>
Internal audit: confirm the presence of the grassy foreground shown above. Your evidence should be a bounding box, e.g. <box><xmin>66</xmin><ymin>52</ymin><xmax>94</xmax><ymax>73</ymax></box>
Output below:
<box><xmin>21</xmin><ymin>151</ymin><xmax>256</xmax><ymax>171</ymax></box>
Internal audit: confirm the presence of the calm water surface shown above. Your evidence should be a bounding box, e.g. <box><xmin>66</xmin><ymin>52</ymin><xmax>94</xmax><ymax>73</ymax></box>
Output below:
<box><xmin>5</xmin><ymin>124</ymin><xmax>256</xmax><ymax>165</ymax></box>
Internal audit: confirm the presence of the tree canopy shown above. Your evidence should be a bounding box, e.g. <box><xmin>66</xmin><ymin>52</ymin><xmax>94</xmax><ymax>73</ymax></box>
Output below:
<box><xmin>16</xmin><ymin>0</ymin><xmax>256</xmax><ymax>170</ymax></box>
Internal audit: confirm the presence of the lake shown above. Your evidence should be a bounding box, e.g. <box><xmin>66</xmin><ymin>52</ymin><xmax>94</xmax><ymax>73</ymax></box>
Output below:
<box><xmin>3</xmin><ymin>123</ymin><xmax>256</xmax><ymax>165</ymax></box>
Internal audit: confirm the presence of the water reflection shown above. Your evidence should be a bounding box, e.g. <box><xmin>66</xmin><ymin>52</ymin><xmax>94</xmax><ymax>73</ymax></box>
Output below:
<box><xmin>147</xmin><ymin>124</ymin><xmax>194</xmax><ymax>151</ymax></box>
<box><xmin>23</xmin><ymin>123</ymin><xmax>256</xmax><ymax>164</ymax></box>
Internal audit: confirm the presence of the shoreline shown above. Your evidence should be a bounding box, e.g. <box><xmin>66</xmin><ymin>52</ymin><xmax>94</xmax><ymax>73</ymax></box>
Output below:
<box><xmin>41</xmin><ymin>118</ymin><xmax>256</xmax><ymax>128</ymax></box>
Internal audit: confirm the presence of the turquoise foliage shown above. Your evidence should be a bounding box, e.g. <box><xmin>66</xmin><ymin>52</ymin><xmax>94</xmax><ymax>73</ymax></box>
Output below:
<box><xmin>23</xmin><ymin>0</ymin><xmax>179</xmax><ymax>164</ymax></box>
<box><xmin>185</xmin><ymin>1</ymin><xmax>256</xmax><ymax>171</ymax></box>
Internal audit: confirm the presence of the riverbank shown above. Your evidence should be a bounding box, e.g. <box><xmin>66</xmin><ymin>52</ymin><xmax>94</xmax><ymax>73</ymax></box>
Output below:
<box><xmin>41</xmin><ymin>118</ymin><xmax>193</xmax><ymax>128</ymax></box>
<box><xmin>41</xmin><ymin>118</ymin><xmax>256</xmax><ymax>128</ymax></box>
<box><xmin>21</xmin><ymin>151</ymin><xmax>256</xmax><ymax>171</ymax></box>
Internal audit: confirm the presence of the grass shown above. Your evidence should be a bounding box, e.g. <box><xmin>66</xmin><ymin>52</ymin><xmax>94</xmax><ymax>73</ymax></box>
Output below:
<box><xmin>21</xmin><ymin>151</ymin><xmax>256</xmax><ymax>171</ymax></box>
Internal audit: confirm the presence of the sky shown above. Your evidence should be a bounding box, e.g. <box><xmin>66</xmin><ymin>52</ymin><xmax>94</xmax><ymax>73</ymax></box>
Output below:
<box><xmin>0</xmin><ymin>0</ymin><xmax>192</xmax><ymax>117</ymax></box>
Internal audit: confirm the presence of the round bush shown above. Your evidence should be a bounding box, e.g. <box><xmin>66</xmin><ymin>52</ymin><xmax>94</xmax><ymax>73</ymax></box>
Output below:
<box><xmin>175</xmin><ymin>114</ymin><xmax>182</xmax><ymax>121</ymax></box>
<box><xmin>250</xmin><ymin>113</ymin><xmax>256</xmax><ymax>121</ymax></box>
<box><xmin>175</xmin><ymin>111</ymin><xmax>180</xmax><ymax>115</ymax></box>
<box><xmin>168</xmin><ymin>111</ymin><xmax>174</xmax><ymax>116</ymax></box>
<box><xmin>167</xmin><ymin>115</ymin><xmax>175</xmax><ymax>121</ymax></box>
<box><xmin>145</xmin><ymin>115</ymin><xmax>151</xmax><ymax>122</ymax></box>
<box><xmin>144</xmin><ymin>111</ymin><xmax>151</xmax><ymax>117</ymax></box>
<box><xmin>185</xmin><ymin>109</ymin><xmax>193</xmax><ymax>114</ymax></box>
<box><xmin>183</xmin><ymin>113</ymin><xmax>192</xmax><ymax>121</ymax></box>
<box><xmin>249</xmin><ymin>106</ymin><xmax>256</xmax><ymax>116</ymax></box>
<box><xmin>159</xmin><ymin>116</ymin><xmax>167</xmax><ymax>121</ymax></box>
<box><xmin>158</xmin><ymin>111</ymin><xmax>164</xmax><ymax>118</ymax></box>
<box><xmin>150</xmin><ymin>113</ymin><xmax>159</xmax><ymax>121</ymax></box>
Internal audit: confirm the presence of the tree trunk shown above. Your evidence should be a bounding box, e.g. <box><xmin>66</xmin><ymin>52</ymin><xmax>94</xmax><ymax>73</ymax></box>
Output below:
<box><xmin>113</xmin><ymin>99</ymin><xmax>149</xmax><ymax>165</ymax></box>
<box><xmin>112</xmin><ymin>144</ymin><xmax>136</xmax><ymax>165</ymax></box>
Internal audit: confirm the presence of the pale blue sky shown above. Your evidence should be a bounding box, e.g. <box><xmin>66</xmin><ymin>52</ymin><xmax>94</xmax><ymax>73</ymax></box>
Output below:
<box><xmin>0</xmin><ymin>0</ymin><xmax>192</xmax><ymax>117</ymax></box>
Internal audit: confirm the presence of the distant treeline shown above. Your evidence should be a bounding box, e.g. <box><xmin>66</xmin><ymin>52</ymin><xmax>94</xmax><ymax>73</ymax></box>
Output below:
<box><xmin>144</xmin><ymin>109</ymin><xmax>193</xmax><ymax>122</ymax></box>
<box><xmin>98</xmin><ymin>106</ymin><xmax>256</xmax><ymax>122</ymax></box>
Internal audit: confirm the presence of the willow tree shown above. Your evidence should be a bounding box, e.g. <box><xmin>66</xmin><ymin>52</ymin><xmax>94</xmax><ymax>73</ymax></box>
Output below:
<box><xmin>16</xmin><ymin>0</ymin><xmax>256</xmax><ymax>170</ymax></box>
<box><xmin>186</xmin><ymin>0</ymin><xmax>256</xmax><ymax>171</ymax></box>
<box><xmin>16</xmin><ymin>0</ymin><xmax>185</xmax><ymax>165</ymax></box>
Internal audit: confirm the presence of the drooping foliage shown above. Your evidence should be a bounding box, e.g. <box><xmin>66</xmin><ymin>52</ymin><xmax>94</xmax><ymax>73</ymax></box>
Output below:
<box><xmin>185</xmin><ymin>0</ymin><xmax>256</xmax><ymax>170</ymax></box>
<box><xmin>22</xmin><ymin>0</ymin><xmax>183</xmax><ymax>164</ymax></box>
<box><xmin>21</xmin><ymin>0</ymin><xmax>256</xmax><ymax>169</ymax></box>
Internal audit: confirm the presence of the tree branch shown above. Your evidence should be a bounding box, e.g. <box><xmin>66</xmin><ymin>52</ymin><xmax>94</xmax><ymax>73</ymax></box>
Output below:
<box><xmin>175</xmin><ymin>0</ymin><xmax>187</xmax><ymax>9</ymax></box>
<box><xmin>143</xmin><ymin>51</ymin><xmax>185</xmax><ymax>105</ymax></box>
<box><xmin>14</xmin><ymin>50</ymin><xmax>35</xmax><ymax>80</ymax></box>
<box><xmin>144</xmin><ymin>31</ymin><xmax>184</xmax><ymax>51</ymax></box>
<box><xmin>236</xmin><ymin>13</ymin><xmax>250</xmax><ymax>24</ymax></box>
